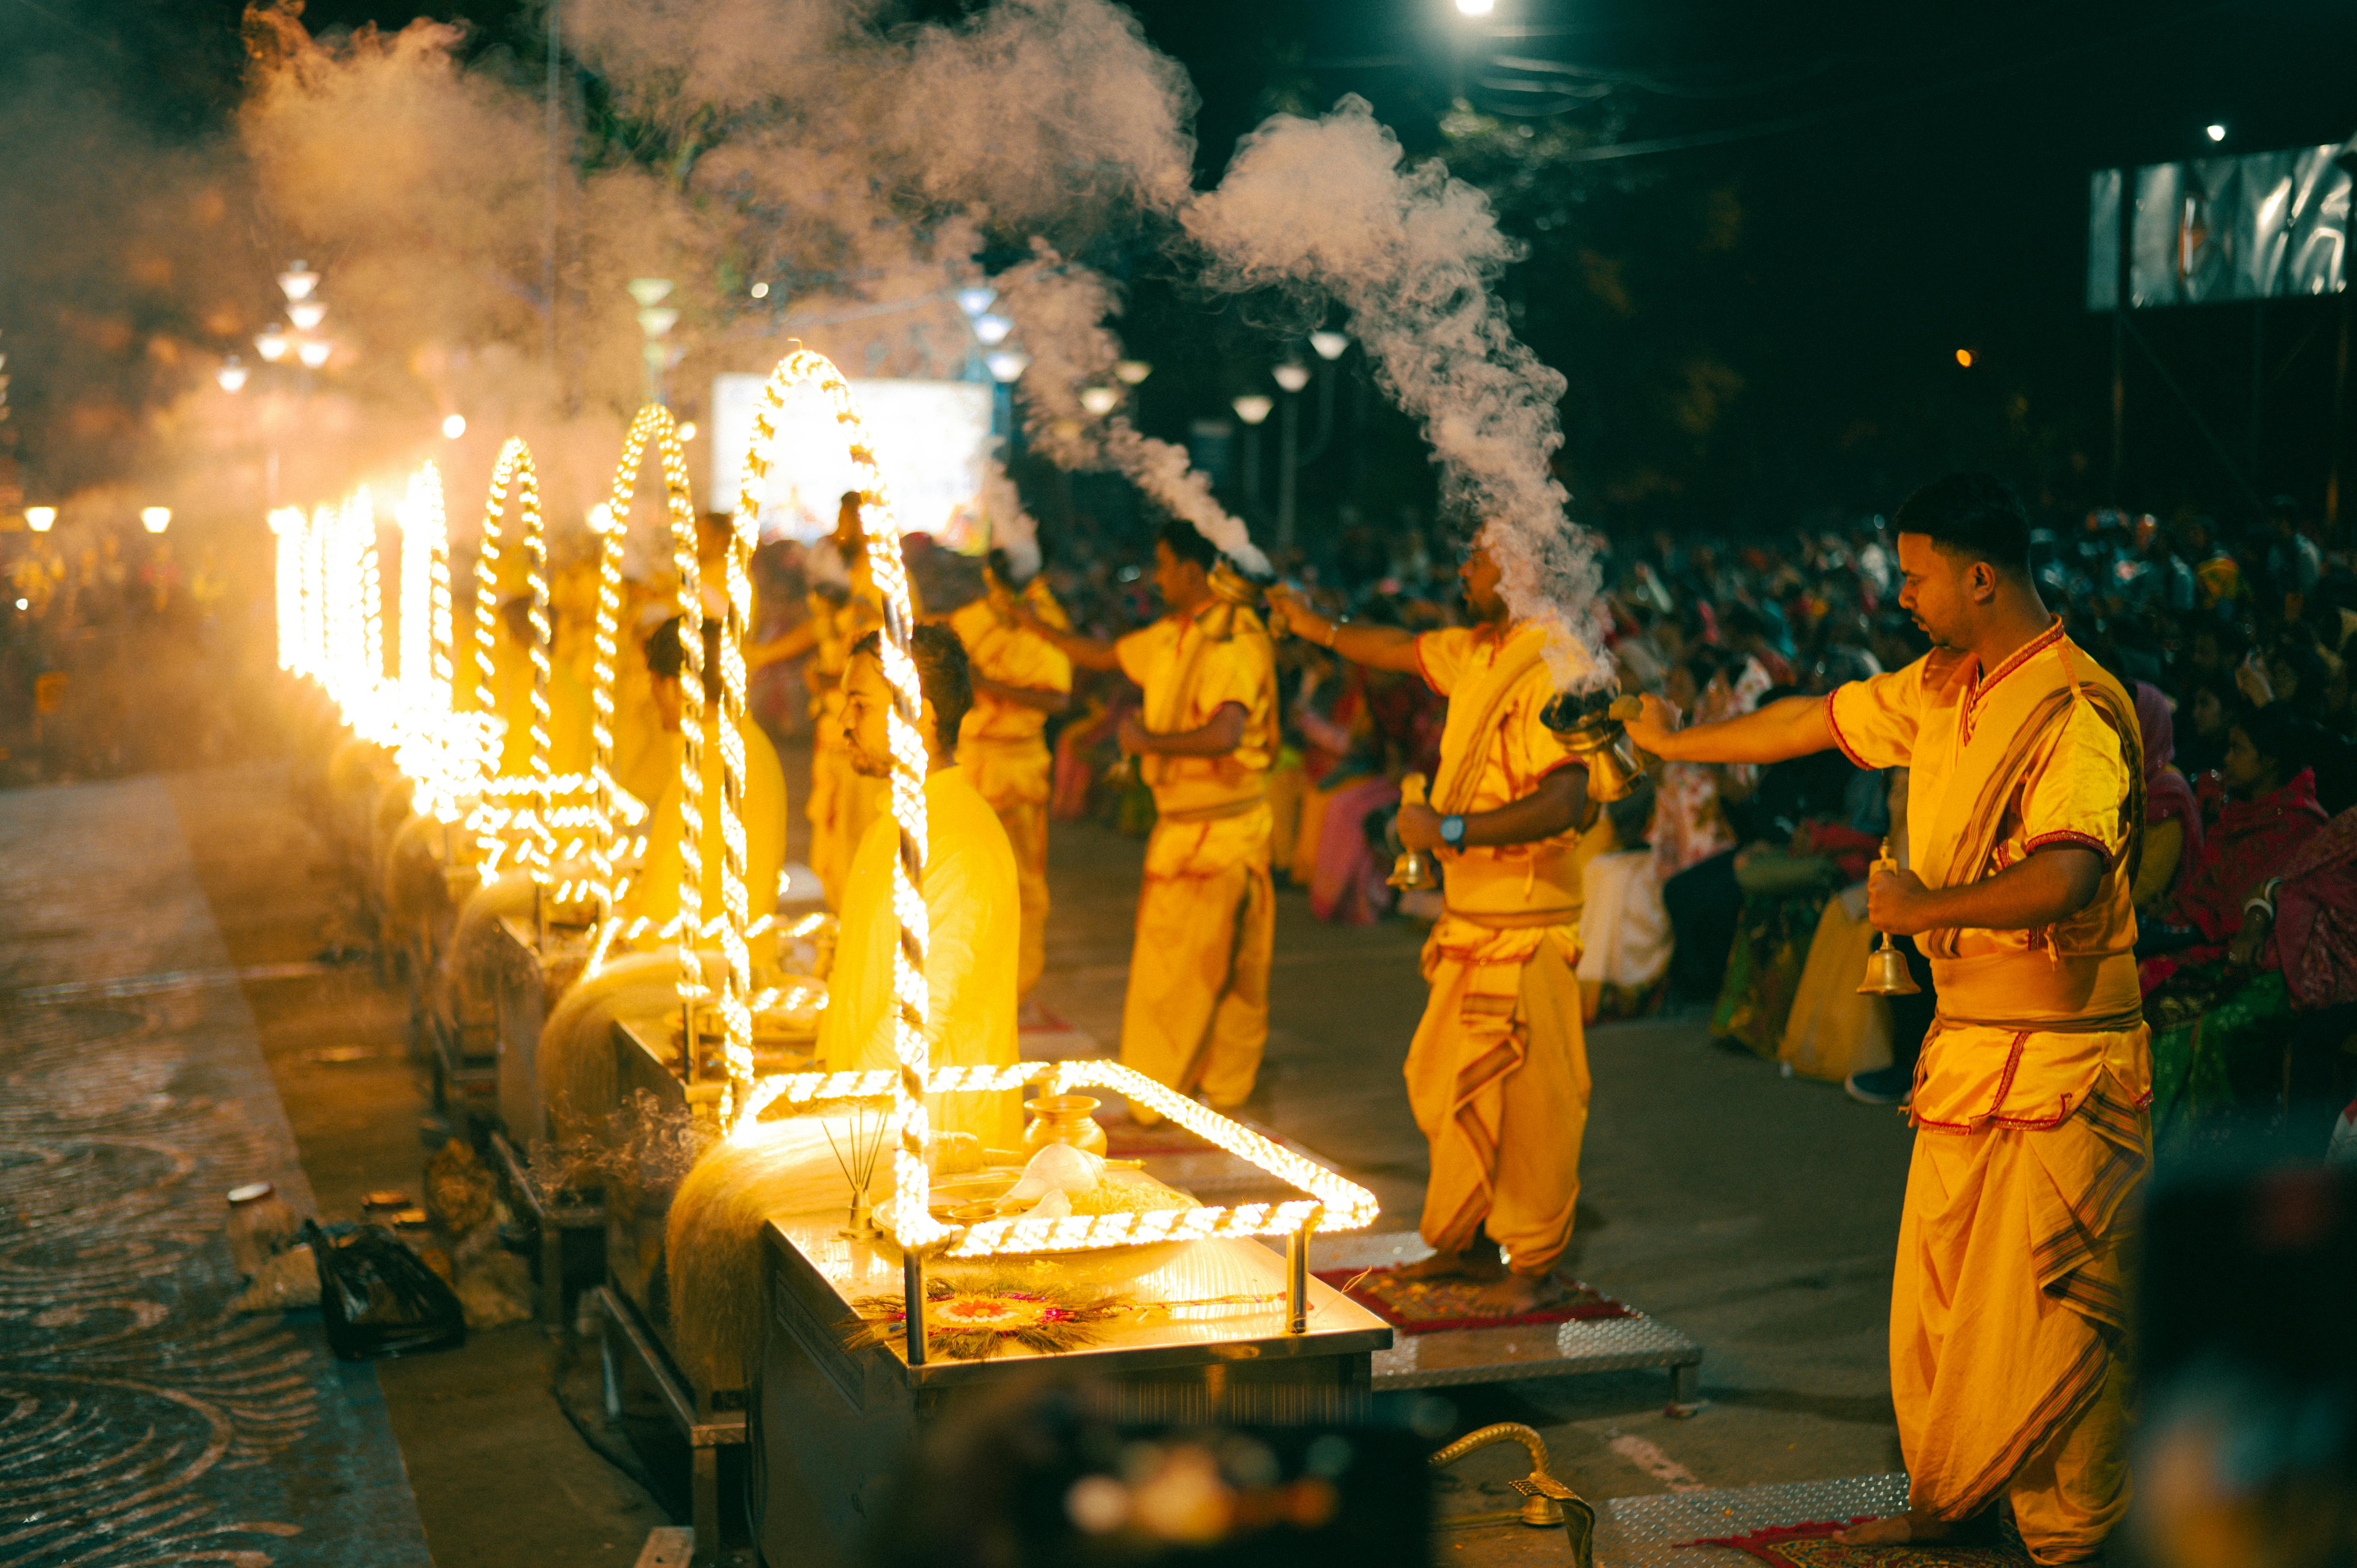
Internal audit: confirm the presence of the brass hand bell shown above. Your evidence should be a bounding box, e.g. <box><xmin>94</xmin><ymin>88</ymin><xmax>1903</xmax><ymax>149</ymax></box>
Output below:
<box><xmin>1857</xmin><ymin>838</ymin><xmax>1923</xmax><ymax>997</ymax></box>
<box><xmin>1388</xmin><ymin>773</ymin><xmax>1440</xmax><ymax>891</ymax></box>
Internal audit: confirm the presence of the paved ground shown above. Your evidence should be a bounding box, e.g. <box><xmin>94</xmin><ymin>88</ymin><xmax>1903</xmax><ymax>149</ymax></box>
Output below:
<box><xmin>28</xmin><ymin>758</ymin><xmax>1918</xmax><ymax>1564</ymax></box>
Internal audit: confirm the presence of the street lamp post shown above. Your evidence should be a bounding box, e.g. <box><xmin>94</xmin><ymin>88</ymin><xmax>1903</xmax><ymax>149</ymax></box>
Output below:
<box><xmin>1231</xmin><ymin>395</ymin><xmax>1272</xmax><ymax>516</ymax></box>
<box><xmin>1271</xmin><ymin>362</ymin><xmax>1311</xmax><ymax>552</ymax></box>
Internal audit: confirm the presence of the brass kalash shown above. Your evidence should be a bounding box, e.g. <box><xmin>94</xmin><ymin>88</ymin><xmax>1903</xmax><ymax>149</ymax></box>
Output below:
<box><xmin>1389</xmin><ymin>689</ymin><xmax>1650</xmax><ymax>890</ymax></box>
<box><xmin>1857</xmin><ymin>838</ymin><xmax>1923</xmax><ymax>996</ymax></box>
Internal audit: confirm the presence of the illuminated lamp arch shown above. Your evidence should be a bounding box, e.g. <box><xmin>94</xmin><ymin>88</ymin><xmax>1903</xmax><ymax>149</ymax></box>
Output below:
<box><xmin>468</xmin><ymin>438</ymin><xmax>555</xmax><ymax>882</ymax></box>
<box><xmin>724</xmin><ymin>350</ymin><xmax>926</xmax><ymax>1195</ymax></box>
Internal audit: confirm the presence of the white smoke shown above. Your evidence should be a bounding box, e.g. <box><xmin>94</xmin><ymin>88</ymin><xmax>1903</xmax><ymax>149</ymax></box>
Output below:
<box><xmin>1183</xmin><ymin>97</ymin><xmax>1604</xmax><ymax>684</ymax></box>
<box><xmin>994</xmin><ymin>250</ymin><xmax>1270</xmax><ymax>579</ymax></box>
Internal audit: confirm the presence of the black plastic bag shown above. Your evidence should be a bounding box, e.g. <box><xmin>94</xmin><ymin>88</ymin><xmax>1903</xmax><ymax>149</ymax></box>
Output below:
<box><xmin>304</xmin><ymin>1220</ymin><xmax>468</xmax><ymax>1361</ymax></box>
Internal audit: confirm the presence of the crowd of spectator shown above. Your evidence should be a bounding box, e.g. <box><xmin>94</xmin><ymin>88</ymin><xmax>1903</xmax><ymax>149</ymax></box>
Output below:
<box><xmin>866</xmin><ymin>490</ymin><xmax>2357</xmax><ymax>1164</ymax></box>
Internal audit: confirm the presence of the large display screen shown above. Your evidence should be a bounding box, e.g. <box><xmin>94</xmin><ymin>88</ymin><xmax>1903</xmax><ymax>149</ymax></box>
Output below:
<box><xmin>710</xmin><ymin>373</ymin><xmax>995</xmax><ymax>544</ymax></box>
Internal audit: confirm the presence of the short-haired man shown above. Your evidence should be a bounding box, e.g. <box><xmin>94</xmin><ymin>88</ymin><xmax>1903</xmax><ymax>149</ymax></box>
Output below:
<box><xmin>818</xmin><ymin>623</ymin><xmax>1022</xmax><ymax>1149</ymax></box>
<box><xmin>1270</xmin><ymin>541</ymin><xmax>1590</xmax><ymax>1312</ymax></box>
<box><xmin>949</xmin><ymin>551</ymin><xmax>1073</xmax><ymax>999</ymax></box>
<box><xmin>1624</xmin><ymin>472</ymin><xmax>2147</xmax><ymax>1561</ymax></box>
<box><xmin>1019</xmin><ymin>519</ymin><xmax>1278</xmax><ymax>1118</ymax></box>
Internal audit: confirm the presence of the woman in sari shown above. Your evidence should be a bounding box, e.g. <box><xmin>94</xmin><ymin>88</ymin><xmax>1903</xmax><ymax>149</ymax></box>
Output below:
<box><xmin>2133</xmin><ymin>682</ymin><xmax>2203</xmax><ymax>915</ymax></box>
<box><xmin>2142</xmin><ymin>707</ymin><xmax>2333</xmax><ymax>1143</ymax></box>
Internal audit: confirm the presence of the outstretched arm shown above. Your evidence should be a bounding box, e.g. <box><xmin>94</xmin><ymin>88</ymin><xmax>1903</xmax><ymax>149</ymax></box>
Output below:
<box><xmin>746</xmin><ymin>620</ymin><xmax>821</xmax><ymax>670</ymax></box>
<box><xmin>1013</xmin><ymin>607</ymin><xmax>1125</xmax><ymax>673</ymax></box>
<box><xmin>974</xmin><ymin>675</ymin><xmax>1068</xmax><ymax>715</ymax></box>
<box><xmin>1869</xmin><ymin>845</ymin><xmax>2104</xmax><ymax>936</ymax></box>
<box><xmin>1265</xmin><ymin>586</ymin><xmax>1425</xmax><ymax>675</ymax></box>
<box><xmin>1119</xmin><ymin>701</ymin><xmax>1245</xmax><ymax>758</ymax></box>
<box><xmin>1620</xmin><ymin>691</ymin><xmax>1836</xmax><ymax>766</ymax></box>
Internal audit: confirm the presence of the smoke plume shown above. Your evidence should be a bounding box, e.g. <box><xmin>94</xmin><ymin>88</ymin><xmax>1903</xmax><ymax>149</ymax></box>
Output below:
<box><xmin>995</xmin><ymin>252</ymin><xmax>1270</xmax><ymax>578</ymax></box>
<box><xmin>1184</xmin><ymin>97</ymin><xmax>1603</xmax><ymax>682</ymax></box>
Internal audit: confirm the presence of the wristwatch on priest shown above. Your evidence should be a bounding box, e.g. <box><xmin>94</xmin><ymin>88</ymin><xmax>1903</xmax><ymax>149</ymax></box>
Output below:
<box><xmin>1439</xmin><ymin>814</ymin><xmax>1467</xmax><ymax>848</ymax></box>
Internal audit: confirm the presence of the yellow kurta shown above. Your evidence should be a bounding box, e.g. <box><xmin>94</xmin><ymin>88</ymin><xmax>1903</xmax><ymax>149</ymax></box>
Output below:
<box><xmin>819</xmin><ymin>766</ymin><xmax>1021</xmax><ymax>1150</ymax></box>
<box><xmin>619</xmin><ymin>712</ymin><xmax>789</xmax><ymax>931</ymax></box>
<box><xmin>1828</xmin><ymin>620</ymin><xmax>2146</xmax><ymax>1563</ymax></box>
<box><xmin>1114</xmin><ymin>602</ymin><xmax>1277</xmax><ymax>1112</ymax></box>
<box><xmin>806</xmin><ymin>558</ymin><xmax>902</xmax><ymax>908</ymax></box>
<box><xmin>951</xmin><ymin>594</ymin><xmax>1073</xmax><ymax>998</ymax></box>
<box><xmin>1404</xmin><ymin>622</ymin><xmax>1590</xmax><ymax>1276</ymax></box>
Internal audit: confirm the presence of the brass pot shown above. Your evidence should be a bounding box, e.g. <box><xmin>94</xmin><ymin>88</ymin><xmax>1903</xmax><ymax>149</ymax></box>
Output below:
<box><xmin>1020</xmin><ymin>1095</ymin><xmax>1110</xmax><ymax>1158</ymax></box>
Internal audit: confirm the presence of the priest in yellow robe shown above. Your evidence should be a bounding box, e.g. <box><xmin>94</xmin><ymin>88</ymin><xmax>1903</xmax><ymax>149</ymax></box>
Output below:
<box><xmin>1021</xmin><ymin>520</ymin><xmax>1277</xmax><ymax>1115</ymax></box>
<box><xmin>950</xmin><ymin>553</ymin><xmax>1073</xmax><ymax>999</ymax></box>
<box><xmin>819</xmin><ymin>623</ymin><xmax>1021</xmax><ymax>1151</ymax></box>
<box><xmin>1271</xmin><ymin>542</ymin><xmax>1590</xmax><ymax>1312</ymax></box>
<box><xmin>618</xmin><ymin>617</ymin><xmax>788</xmax><ymax>932</ymax></box>
<box><xmin>1623</xmin><ymin>472</ymin><xmax>2145</xmax><ymax>1563</ymax></box>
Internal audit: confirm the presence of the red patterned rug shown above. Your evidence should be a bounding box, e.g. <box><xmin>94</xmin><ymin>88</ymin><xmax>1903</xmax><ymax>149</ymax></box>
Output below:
<box><xmin>1682</xmin><ymin>1520</ymin><xmax>2031</xmax><ymax>1566</ymax></box>
<box><xmin>1313</xmin><ymin>1265</ymin><xmax>1634</xmax><ymax>1335</ymax></box>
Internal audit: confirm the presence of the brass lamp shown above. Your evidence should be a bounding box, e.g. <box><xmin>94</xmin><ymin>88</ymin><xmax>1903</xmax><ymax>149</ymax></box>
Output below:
<box><xmin>1543</xmin><ymin>692</ymin><xmax>1648</xmax><ymax>803</ymax></box>
<box><xmin>1388</xmin><ymin>773</ymin><xmax>1438</xmax><ymax>890</ymax></box>
<box><xmin>1858</xmin><ymin>839</ymin><xmax>1923</xmax><ymax>996</ymax></box>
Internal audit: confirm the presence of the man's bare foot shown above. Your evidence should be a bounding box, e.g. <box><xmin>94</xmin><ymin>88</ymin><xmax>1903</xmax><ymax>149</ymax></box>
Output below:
<box><xmin>1468</xmin><ymin>1270</ymin><xmax>1561</xmax><ymax>1314</ymax></box>
<box><xmin>1834</xmin><ymin>1510</ymin><xmax>1954</xmax><ymax>1546</ymax></box>
<box><xmin>1391</xmin><ymin>1245</ymin><xmax>1506</xmax><ymax>1282</ymax></box>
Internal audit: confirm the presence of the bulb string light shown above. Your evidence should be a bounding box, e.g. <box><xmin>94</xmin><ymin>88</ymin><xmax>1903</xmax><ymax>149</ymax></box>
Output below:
<box><xmin>731</xmin><ymin>1059</ymin><xmax>1379</xmax><ymax>1257</ymax></box>
<box><xmin>581</xmin><ymin>404</ymin><xmax>694</xmax><ymax>961</ymax></box>
<box><xmin>726</xmin><ymin>351</ymin><xmax>926</xmax><ymax>1220</ymax></box>
<box><xmin>472</xmin><ymin>440</ymin><xmax>556</xmax><ymax>882</ymax></box>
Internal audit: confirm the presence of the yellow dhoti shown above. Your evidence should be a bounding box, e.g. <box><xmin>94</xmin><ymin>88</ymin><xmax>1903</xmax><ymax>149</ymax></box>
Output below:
<box><xmin>1119</xmin><ymin>802</ymin><xmax>1275</xmax><ymax>1111</ymax></box>
<box><xmin>1896</xmin><ymin>1022</ymin><xmax>2147</xmax><ymax>1561</ymax></box>
<box><xmin>1405</xmin><ymin>922</ymin><xmax>1588</xmax><ymax>1276</ymax></box>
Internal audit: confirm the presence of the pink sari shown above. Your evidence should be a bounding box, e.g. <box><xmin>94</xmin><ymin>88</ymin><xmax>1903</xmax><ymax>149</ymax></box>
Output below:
<box><xmin>1308</xmin><ymin>775</ymin><xmax>1398</xmax><ymax>925</ymax></box>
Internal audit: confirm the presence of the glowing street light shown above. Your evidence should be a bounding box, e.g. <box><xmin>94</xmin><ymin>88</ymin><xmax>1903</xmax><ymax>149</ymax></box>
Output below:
<box><xmin>25</xmin><ymin>507</ymin><xmax>56</xmax><ymax>532</ymax></box>
<box><xmin>1955</xmin><ymin>348</ymin><xmax>1975</xmax><ymax>368</ymax></box>
<box><xmin>278</xmin><ymin>262</ymin><xmax>320</xmax><ymax>302</ymax></box>
<box><xmin>297</xmin><ymin>339</ymin><xmax>332</xmax><ymax>369</ymax></box>
<box><xmin>626</xmin><ymin>277</ymin><xmax>674</xmax><ymax>309</ymax></box>
<box><xmin>442</xmin><ymin>413</ymin><xmax>468</xmax><ymax>440</ymax></box>
<box><xmin>1272</xmin><ymin>362</ymin><xmax>1311</xmax><ymax>393</ymax></box>
<box><xmin>956</xmin><ymin>286</ymin><xmax>998</xmax><ymax>319</ymax></box>
<box><xmin>972</xmin><ymin>313</ymin><xmax>1014</xmax><ymax>347</ymax></box>
<box><xmin>1079</xmin><ymin>385</ymin><xmax>1120</xmax><ymax>416</ymax></box>
<box><xmin>287</xmin><ymin>299</ymin><xmax>327</xmax><ymax>332</ymax></box>
<box><xmin>256</xmin><ymin>325</ymin><xmax>292</xmax><ymax>363</ymax></box>
<box><xmin>1309</xmin><ymin>330</ymin><xmax>1350</xmax><ymax>361</ymax></box>
<box><xmin>1114</xmin><ymin>359</ymin><xmax>1153</xmax><ymax>385</ymax></box>
<box><xmin>217</xmin><ymin>355</ymin><xmax>250</xmax><ymax>393</ymax></box>
<box><xmin>986</xmin><ymin>349</ymin><xmax>1031</xmax><ymax>383</ymax></box>
<box><xmin>749</xmin><ymin>281</ymin><xmax>770</xmax><ymax>299</ymax></box>
<box><xmin>2205</xmin><ymin>123</ymin><xmax>2228</xmax><ymax>143</ymax></box>
<box><xmin>1231</xmin><ymin>394</ymin><xmax>1273</xmax><ymax>426</ymax></box>
<box><xmin>141</xmin><ymin>507</ymin><xmax>172</xmax><ymax>534</ymax></box>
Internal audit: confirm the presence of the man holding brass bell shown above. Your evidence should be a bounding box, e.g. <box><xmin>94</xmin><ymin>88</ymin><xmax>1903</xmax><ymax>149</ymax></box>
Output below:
<box><xmin>1270</xmin><ymin>540</ymin><xmax>1591</xmax><ymax>1314</ymax></box>
<box><xmin>1018</xmin><ymin>520</ymin><xmax>1279</xmax><ymax>1120</ymax></box>
<box><xmin>1621</xmin><ymin>473</ymin><xmax>2145</xmax><ymax>1564</ymax></box>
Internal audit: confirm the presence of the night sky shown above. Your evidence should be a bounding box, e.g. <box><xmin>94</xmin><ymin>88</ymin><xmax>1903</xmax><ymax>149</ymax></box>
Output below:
<box><xmin>5</xmin><ymin>0</ymin><xmax>2355</xmax><ymax>539</ymax></box>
